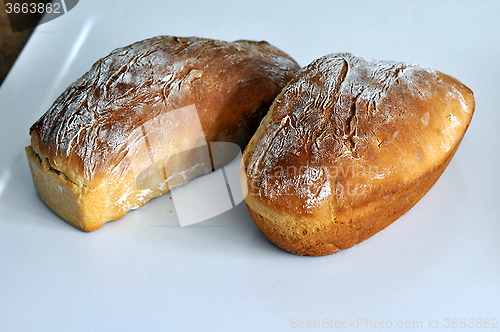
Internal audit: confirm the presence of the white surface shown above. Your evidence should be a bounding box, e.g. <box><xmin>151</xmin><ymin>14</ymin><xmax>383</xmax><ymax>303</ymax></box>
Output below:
<box><xmin>1</xmin><ymin>1</ymin><xmax>499</xmax><ymax>331</ymax></box>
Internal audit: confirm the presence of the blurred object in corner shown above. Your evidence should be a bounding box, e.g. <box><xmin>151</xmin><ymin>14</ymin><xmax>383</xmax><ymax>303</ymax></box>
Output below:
<box><xmin>0</xmin><ymin>2</ymin><xmax>38</xmax><ymax>86</ymax></box>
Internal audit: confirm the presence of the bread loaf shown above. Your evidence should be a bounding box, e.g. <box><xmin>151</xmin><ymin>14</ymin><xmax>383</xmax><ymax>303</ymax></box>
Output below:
<box><xmin>241</xmin><ymin>53</ymin><xmax>474</xmax><ymax>256</ymax></box>
<box><xmin>26</xmin><ymin>36</ymin><xmax>300</xmax><ymax>232</ymax></box>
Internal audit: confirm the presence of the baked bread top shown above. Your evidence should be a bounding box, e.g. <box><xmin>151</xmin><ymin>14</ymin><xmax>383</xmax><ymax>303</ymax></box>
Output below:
<box><xmin>242</xmin><ymin>53</ymin><xmax>474</xmax><ymax>222</ymax></box>
<box><xmin>29</xmin><ymin>36</ymin><xmax>299</xmax><ymax>189</ymax></box>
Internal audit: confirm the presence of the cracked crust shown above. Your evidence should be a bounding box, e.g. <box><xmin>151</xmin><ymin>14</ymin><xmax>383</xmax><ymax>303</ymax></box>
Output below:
<box><xmin>27</xmin><ymin>36</ymin><xmax>300</xmax><ymax>231</ymax></box>
<box><xmin>241</xmin><ymin>53</ymin><xmax>475</xmax><ymax>256</ymax></box>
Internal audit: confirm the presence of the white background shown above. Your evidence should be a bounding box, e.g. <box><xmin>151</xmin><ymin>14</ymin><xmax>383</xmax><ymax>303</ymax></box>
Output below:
<box><xmin>0</xmin><ymin>0</ymin><xmax>499</xmax><ymax>331</ymax></box>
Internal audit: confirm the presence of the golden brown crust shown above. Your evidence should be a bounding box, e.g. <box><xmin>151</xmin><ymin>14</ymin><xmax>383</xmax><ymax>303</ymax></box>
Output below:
<box><xmin>242</xmin><ymin>53</ymin><xmax>474</xmax><ymax>256</ymax></box>
<box><xmin>30</xmin><ymin>36</ymin><xmax>299</xmax><ymax>187</ymax></box>
<box><xmin>27</xmin><ymin>36</ymin><xmax>300</xmax><ymax>231</ymax></box>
